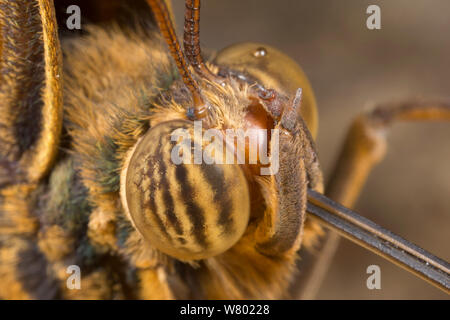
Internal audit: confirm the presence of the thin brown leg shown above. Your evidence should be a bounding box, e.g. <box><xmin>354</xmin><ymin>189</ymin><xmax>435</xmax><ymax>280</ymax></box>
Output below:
<box><xmin>296</xmin><ymin>101</ymin><xmax>450</xmax><ymax>299</ymax></box>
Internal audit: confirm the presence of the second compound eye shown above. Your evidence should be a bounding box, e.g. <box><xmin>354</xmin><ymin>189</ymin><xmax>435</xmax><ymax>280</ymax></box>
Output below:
<box><xmin>121</xmin><ymin>120</ymin><xmax>251</xmax><ymax>261</ymax></box>
<box><xmin>214</xmin><ymin>42</ymin><xmax>319</xmax><ymax>138</ymax></box>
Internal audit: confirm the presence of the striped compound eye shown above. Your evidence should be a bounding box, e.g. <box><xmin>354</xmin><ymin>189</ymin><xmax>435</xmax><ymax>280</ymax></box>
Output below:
<box><xmin>121</xmin><ymin>120</ymin><xmax>250</xmax><ymax>261</ymax></box>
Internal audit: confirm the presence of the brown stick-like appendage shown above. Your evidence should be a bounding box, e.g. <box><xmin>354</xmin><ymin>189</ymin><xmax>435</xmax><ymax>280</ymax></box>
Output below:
<box><xmin>183</xmin><ymin>0</ymin><xmax>216</xmax><ymax>81</ymax></box>
<box><xmin>307</xmin><ymin>190</ymin><xmax>450</xmax><ymax>294</ymax></box>
<box><xmin>146</xmin><ymin>0</ymin><xmax>207</xmax><ymax>119</ymax></box>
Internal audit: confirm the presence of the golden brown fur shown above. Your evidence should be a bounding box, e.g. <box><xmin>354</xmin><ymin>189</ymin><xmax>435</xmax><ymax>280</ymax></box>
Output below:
<box><xmin>61</xmin><ymin>24</ymin><xmax>320</xmax><ymax>298</ymax></box>
<box><xmin>0</xmin><ymin>2</ymin><xmax>322</xmax><ymax>299</ymax></box>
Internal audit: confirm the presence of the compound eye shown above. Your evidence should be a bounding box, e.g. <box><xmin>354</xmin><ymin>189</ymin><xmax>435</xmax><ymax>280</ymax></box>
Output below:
<box><xmin>214</xmin><ymin>42</ymin><xmax>319</xmax><ymax>138</ymax></box>
<box><xmin>121</xmin><ymin>120</ymin><xmax>250</xmax><ymax>261</ymax></box>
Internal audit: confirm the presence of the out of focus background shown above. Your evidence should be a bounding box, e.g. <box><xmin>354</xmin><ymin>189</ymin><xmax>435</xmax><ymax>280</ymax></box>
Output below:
<box><xmin>171</xmin><ymin>0</ymin><xmax>450</xmax><ymax>299</ymax></box>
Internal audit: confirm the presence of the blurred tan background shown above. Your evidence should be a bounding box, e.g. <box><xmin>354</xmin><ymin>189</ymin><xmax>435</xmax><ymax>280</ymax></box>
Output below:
<box><xmin>172</xmin><ymin>0</ymin><xmax>450</xmax><ymax>299</ymax></box>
